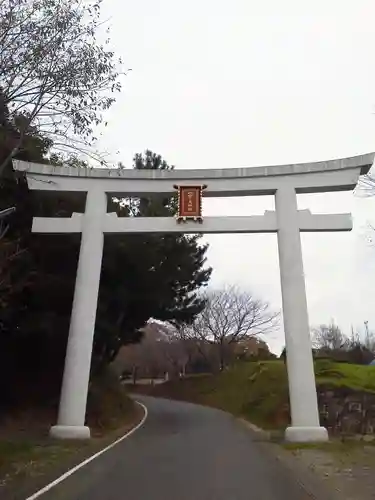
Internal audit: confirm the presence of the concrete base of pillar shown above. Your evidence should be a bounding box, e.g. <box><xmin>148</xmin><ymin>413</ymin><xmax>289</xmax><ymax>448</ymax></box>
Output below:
<box><xmin>285</xmin><ymin>426</ymin><xmax>329</xmax><ymax>443</ymax></box>
<box><xmin>50</xmin><ymin>425</ymin><xmax>91</xmax><ymax>440</ymax></box>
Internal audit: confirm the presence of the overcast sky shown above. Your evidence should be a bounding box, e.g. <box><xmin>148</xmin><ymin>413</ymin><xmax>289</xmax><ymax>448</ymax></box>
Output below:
<box><xmin>98</xmin><ymin>0</ymin><xmax>375</xmax><ymax>354</ymax></box>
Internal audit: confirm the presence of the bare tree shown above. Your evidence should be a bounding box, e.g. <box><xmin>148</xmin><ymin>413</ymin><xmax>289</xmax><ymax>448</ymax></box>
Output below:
<box><xmin>160</xmin><ymin>328</ymin><xmax>190</xmax><ymax>378</ymax></box>
<box><xmin>357</xmin><ymin>172</ymin><xmax>375</xmax><ymax>197</ymax></box>
<box><xmin>0</xmin><ymin>0</ymin><xmax>127</xmax><ymax>172</ymax></box>
<box><xmin>112</xmin><ymin>321</ymin><xmax>191</xmax><ymax>383</ymax></box>
<box><xmin>167</xmin><ymin>324</ymin><xmax>211</xmax><ymax>376</ymax></box>
<box><xmin>312</xmin><ymin>322</ymin><xmax>348</xmax><ymax>351</ymax></box>
<box><xmin>356</xmin><ymin>171</ymin><xmax>375</xmax><ymax>241</ymax></box>
<box><xmin>184</xmin><ymin>286</ymin><xmax>279</xmax><ymax>371</ymax></box>
<box><xmin>363</xmin><ymin>321</ymin><xmax>375</xmax><ymax>352</ymax></box>
<box><xmin>120</xmin><ymin>322</ymin><xmax>169</xmax><ymax>382</ymax></box>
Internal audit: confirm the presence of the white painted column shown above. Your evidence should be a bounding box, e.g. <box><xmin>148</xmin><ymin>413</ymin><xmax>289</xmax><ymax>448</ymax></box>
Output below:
<box><xmin>275</xmin><ymin>186</ymin><xmax>328</xmax><ymax>442</ymax></box>
<box><xmin>50</xmin><ymin>188</ymin><xmax>106</xmax><ymax>439</ymax></box>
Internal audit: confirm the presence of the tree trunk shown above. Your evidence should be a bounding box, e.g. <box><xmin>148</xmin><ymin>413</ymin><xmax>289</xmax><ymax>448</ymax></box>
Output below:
<box><xmin>132</xmin><ymin>366</ymin><xmax>138</xmax><ymax>385</ymax></box>
<box><xmin>219</xmin><ymin>352</ymin><xmax>225</xmax><ymax>371</ymax></box>
<box><xmin>218</xmin><ymin>341</ymin><xmax>226</xmax><ymax>372</ymax></box>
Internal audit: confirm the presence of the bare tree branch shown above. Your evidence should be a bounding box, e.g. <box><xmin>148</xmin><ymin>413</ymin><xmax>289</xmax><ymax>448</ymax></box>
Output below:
<box><xmin>311</xmin><ymin>322</ymin><xmax>348</xmax><ymax>350</ymax></box>
<box><xmin>356</xmin><ymin>172</ymin><xmax>375</xmax><ymax>198</ymax></box>
<box><xmin>0</xmin><ymin>0</ymin><xmax>127</xmax><ymax>173</ymax></box>
<box><xmin>188</xmin><ymin>285</ymin><xmax>279</xmax><ymax>370</ymax></box>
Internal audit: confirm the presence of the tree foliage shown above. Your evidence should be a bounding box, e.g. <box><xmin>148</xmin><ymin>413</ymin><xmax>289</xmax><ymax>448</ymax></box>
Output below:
<box><xmin>0</xmin><ymin>112</ymin><xmax>212</xmax><ymax>409</ymax></box>
<box><xmin>0</xmin><ymin>0</ymin><xmax>124</xmax><ymax>172</ymax></box>
<box><xmin>91</xmin><ymin>151</ymin><xmax>212</xmax><ymax>371</ymax></box>
<box><xmin>0</xmin><ymin>0</ymin><xmax>212</xmax><ymax>412</ymax></box>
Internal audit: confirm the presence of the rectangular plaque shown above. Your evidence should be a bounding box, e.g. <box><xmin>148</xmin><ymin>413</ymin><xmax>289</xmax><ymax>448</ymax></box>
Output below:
<box><xmin>174</xmin><ymin>185</ymin><xmax>206</xmax><ymax>222</ymax></box>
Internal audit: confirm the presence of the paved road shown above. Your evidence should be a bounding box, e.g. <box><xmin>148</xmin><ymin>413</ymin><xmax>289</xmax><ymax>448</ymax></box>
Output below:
<box><xmin>39</xmin><ymin>396</ymin><xmax>315</xmax><ymax>500</ymax></box>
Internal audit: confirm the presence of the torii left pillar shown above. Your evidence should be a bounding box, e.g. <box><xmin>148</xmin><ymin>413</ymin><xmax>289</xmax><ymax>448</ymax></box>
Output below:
<box><xmin>50</xmin><ymin>188</ymin><xmax>107</xmax><ymax>439</ymax></box>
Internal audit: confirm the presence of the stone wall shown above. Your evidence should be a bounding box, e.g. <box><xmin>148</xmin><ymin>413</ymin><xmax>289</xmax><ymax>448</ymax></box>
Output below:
<box><xmin>318</xmin><ymin>387</ymin><xmax>375</xmax><ymax>435</ymax></box>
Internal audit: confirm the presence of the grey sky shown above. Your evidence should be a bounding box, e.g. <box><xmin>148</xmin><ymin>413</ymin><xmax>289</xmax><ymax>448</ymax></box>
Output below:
<box><xmin>98</xmin><ymin>0</ymin><xmax>375</xmax><ymax>353</ymax></box>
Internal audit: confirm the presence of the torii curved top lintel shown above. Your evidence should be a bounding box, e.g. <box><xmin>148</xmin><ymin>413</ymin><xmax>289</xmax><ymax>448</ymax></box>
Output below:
<box><xmin>13</xmin><ymin>152</ymin><xmax>374</xmax><ymax>197</ymax></box>
<box><xmin>13</xmin><ymin>153</ymin><xmax>374</xmax><ymax>179</ymax></box>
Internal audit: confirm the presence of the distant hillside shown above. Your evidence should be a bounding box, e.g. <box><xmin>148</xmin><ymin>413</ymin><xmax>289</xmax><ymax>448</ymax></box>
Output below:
<box><xmin>111</xmin><ymin>320</ymin><xmax>168</xmax><ymax>377</ymax></box>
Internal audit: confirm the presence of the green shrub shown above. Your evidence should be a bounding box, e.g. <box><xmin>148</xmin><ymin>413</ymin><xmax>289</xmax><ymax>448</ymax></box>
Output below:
<box><xmin>86</xmin><ymin>369</ymin><xmax>135</xmax><ymax>433</ymax></box>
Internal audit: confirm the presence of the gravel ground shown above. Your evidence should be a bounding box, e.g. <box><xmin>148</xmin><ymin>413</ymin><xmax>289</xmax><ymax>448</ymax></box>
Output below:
<box><xmin>277</xmin><ymin>442</ymin><xmax>375</xmax><ymax>500</ymax></box>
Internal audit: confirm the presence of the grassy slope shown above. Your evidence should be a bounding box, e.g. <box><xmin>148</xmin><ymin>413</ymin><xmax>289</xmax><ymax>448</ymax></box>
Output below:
<box><xmin>0</xmin><ymin>370</ymin><xmax>141</xmax><ymax>498</ymax></box>
<box><xmin>135</xmin><ymin>360</ymin><xmax>375</xmax><ymax>430</ymax></box>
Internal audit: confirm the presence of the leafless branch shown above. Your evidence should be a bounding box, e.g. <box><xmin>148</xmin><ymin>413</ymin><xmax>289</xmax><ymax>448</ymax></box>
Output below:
<box><xmin>311</xmin><ymin>322</ymin><xmax>348</xmax><ymax>350</ymax></box>
<box><xmin>356</xmin><ymin>172</ymin><xmax>375</xmax><ymax>198</ymax></box>
<box><xmin>188</xmin><ymin>285</ymin><xmax>279</xmax><ymax>370</ymax></box>
<box><xmin>0</xmin><ymin>0</ymin><xmax>125</xmax><ymax>172</ymax></box>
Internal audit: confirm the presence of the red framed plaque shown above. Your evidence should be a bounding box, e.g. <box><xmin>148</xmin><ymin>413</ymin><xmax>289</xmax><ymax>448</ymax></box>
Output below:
<box><xmin>174</xmin><ymin>185</ymin><xmax>206</xmax><ymax>222</ymax></box>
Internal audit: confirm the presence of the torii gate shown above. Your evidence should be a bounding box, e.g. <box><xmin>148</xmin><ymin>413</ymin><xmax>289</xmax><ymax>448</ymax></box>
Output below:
<box><xmin>13</xmin><ymin>153</ymin><xmax>374</xmax><ymax>442</ymax></box>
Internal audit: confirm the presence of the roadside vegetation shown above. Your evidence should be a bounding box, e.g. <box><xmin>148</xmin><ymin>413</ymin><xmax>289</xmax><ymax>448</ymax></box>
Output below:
<box><xmin>0</xmin><ymin>370</ymin><xmax>142</xmax><ymax>498</ymax></box>
<box><xmin>134</xmin><ymin>359</ymin><xmax>375</xmax><ymax>429</ymax></box>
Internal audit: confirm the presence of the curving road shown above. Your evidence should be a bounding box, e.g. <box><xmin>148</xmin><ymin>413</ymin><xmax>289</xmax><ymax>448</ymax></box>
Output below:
<box><xmin>38</xmin><ymin>396</ymin><xmax>317</xmax><ymax>500</ymax></box>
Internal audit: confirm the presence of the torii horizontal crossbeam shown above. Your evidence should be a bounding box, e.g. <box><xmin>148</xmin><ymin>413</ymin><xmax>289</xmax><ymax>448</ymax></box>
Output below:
<box><xmin>31</xmin><ymin>210</ymin><xmax>352</xmax><ymax>234</ymax></box>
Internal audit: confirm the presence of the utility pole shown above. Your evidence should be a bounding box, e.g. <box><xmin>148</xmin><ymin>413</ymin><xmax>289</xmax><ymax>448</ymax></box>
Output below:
<box><xmin>364</xmin><ymin>321</ymin><xmax>370</xmax><ymax>346</ymax></box>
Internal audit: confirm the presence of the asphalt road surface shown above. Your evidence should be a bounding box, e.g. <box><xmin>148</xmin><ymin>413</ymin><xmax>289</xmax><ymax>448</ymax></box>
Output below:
<box><xmin>38</xmin><ymin>396</ymin><xmax>316</xmax><ymax>500</ymax></box>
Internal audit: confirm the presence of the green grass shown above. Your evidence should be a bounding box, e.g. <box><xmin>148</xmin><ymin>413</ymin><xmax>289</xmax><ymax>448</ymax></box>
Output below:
<box><xmin>314</xmin><ymin>359</ymin><xmax>375</xmax><ymax>392</ymax></box>
<box><xmin>136</xmin><ymin>360</ymin><xmax>375</xmax><ymax>430</ymax></box>
<box><xmin>134</xmin><ymin>361</ymin><xmax>289</xmax><ymax>428</ymax></box>
<box><xmin>0</xmin><ymin>440</ymin><xmax>90</xmax><ymax>480</ymax></box>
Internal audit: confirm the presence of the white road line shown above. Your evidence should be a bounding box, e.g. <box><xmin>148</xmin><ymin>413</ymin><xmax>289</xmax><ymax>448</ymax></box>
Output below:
<box><xmin>25</xmin><ymin>401</ymin><xmax>148</xmax><ymax>500</ymax></box>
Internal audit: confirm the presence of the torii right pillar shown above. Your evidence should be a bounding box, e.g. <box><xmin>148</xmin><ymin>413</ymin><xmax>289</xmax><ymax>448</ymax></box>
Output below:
<box><xmin>275</xmin><ymin>185</ymin><xmax>350</xmax><ymax>442</ymax></box>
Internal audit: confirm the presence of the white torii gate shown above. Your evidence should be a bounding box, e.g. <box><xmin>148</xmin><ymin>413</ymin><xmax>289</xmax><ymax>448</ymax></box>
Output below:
<box><xmin>14</xmin><ymin>153</ymin><xmax>374</xmax><ymax>442</ymax></box>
